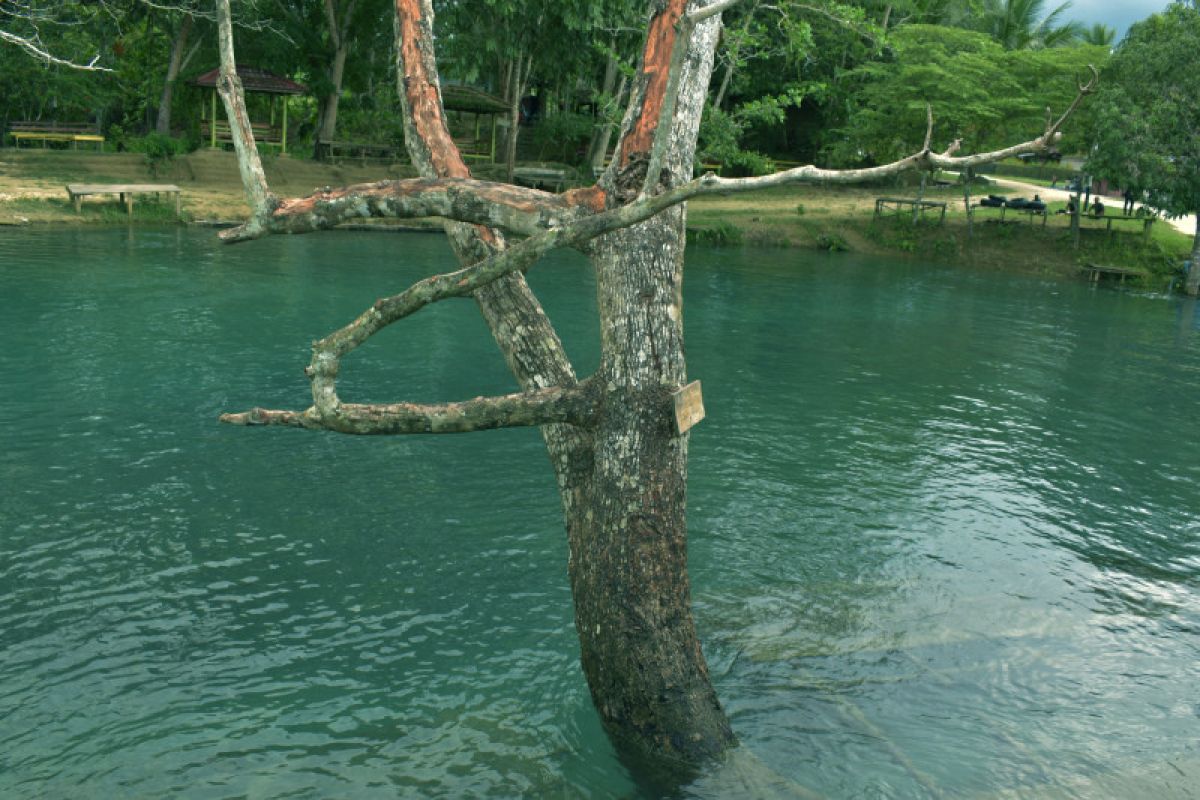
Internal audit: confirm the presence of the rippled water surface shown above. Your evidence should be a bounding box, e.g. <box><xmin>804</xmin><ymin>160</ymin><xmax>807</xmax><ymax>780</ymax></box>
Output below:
<box><xmin>2</xmin><ymin>228</ymin><xmax>1198</xmax><ymax>798</ymax></box>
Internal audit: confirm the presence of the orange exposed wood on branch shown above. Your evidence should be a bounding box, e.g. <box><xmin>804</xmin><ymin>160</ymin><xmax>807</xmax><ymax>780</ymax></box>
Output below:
<box><xmin>563</xmin><ymin>185</ymin><xmax>608</xmax><ymax>213</ymax></box>
<box><xmin>620</xmin><ymin>0</ymin><xmax>689</xmax><ymax>166</ymax></box>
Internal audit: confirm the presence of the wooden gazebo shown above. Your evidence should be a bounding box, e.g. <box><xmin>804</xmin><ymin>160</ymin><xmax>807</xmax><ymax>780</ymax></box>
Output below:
<box><xmin>193</xmin><ymin>66</ymin><xmax>307</xmax><ymax>154</ymax></box>
<box><xmin>441</xmin><ymin>84</ymin><xmax>508</xmax><ymax>162</ymax></box>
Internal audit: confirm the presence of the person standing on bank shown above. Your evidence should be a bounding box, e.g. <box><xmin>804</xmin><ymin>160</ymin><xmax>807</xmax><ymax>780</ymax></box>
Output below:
<box><xmin>1123</xmin><ymin>188</ymin><xmax>1136</xmax><ymax>215</ymax></box>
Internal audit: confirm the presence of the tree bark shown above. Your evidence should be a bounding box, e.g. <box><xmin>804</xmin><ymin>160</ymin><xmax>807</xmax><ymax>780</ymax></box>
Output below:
<box><xmin>156</xmin><ymin>14</ymin><xmax>194</xmax><ymax>135</ymax></box>
<box><xmin>574</xmin><ymin>2</ymin><xmax>734</xmax><ymax>767</ymax></box>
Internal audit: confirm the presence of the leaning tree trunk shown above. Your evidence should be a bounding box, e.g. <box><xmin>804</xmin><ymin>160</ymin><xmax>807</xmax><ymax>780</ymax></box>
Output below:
<box><xmin>315</xmin><ymin>44</ymin><xmax>349</xmax><ymax>153</ymax></box>
<box><xmin>585</xmin><ymin>51</ymin><xmax>622</xmax><ymax>173</ymax></box>
<box><xmin>1187</xmin><ymin>216</ymin><xmax>1200</xmax><ymax>296</ymax></box>
<box><xmin>315</xmin><ymin>0</ymin><xmax>358</xmax><ymax>158</ymax></box>
<box><xmin>504</xmin><ymin>52</ymin><xmax>530</xmax><ymax>183</ymax></box>
<box><xmin>571</xmin><ymin>1</ymin><xmax>734</xmax><ymax>766</ymax></box>
<box><xmin>155</xmin><ymin>14</ymin><xmax>194</xmax><ymax>135</ymax></box>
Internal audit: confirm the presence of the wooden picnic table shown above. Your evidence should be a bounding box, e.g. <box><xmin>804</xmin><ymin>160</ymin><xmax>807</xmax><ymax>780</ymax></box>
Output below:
<box><xmin>874</xmin><ymin>196</ymin><xmax>948</xmax><ymax>223</ymax></box>
<box><xmin>972</xmin><ymin>202</ymin><xmax>1048</xmax><ymax>226</ymax></box>
<box><xmin>1088</xmin><ymin>213</ymin><xmax>1156</xmax><ymax>237</ymax></box>
<box><xmin>66</xmin><ymin>184</ymin><xmax>182</xmax><ymax>218</ymax></box>
<box><xmin>317</xmin><ymin>139</ymin><xmax>397</xmax><ymax>163</ymax></box>
<box><xmin>8</xmin><ymin>122</ymin><xmax>104</xmax><ymax>150</ymax></box>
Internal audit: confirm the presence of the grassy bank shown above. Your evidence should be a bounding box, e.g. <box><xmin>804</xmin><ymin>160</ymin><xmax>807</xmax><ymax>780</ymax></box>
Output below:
<box><xmin>1</xmin><ymin>149</ymin><xmax>1191</xmax><ymax>288</ymax></box>
<box><xmin>687</xmin><ymin>183</ymin><xmax>1193</xmax><ymax>290</ymax></box>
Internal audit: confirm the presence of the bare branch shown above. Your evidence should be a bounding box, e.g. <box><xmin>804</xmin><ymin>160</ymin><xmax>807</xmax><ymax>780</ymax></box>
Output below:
<box><xmin>922</xmin><ymin>103</ymin><xmax>933</xmax><ymax>153</ymax></box>
<box><xmin>688</xmin><ymin>0</ymin><xmax>745</xmax><ymax>24</ymax></box>
<box><xmin>0</xmin><ymin>28</ymin><xmax>111</xmax><ymax>71</ymax></box>
<box><xmin>219</xmin><ymin>382</ymin><xmax>601</xmax><ymax>434</ymax></box>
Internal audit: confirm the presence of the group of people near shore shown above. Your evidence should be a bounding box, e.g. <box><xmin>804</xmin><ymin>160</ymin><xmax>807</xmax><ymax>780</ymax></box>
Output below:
<box><xmin>1062</xmin><ymin>196</ymin><xmax>1106</xmax><ymax>216</ymax></box>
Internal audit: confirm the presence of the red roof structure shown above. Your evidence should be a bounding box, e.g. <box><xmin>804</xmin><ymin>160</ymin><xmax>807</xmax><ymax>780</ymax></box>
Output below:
<box><xmin>193</xmin><ymin>66</ymin><xmax>307</xmax><ymax>95</ymax></box>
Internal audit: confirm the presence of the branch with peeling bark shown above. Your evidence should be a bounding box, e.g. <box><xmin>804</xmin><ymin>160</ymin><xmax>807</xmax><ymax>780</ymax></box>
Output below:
<box><xmin>219</xmin><ymin>177</ymin><xmax>602</xmax><ymax>243</ymax></box>
<box><xmin>219</xmin><ymin>383</ymin><xmax>600</xmax><ymax>434</ymax></box>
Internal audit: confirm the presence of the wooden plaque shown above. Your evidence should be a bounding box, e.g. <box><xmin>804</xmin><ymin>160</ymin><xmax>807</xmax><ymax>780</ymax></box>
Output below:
<box><xmin>672</xmin><ymin>380</ymin><xmax>705</xmax><ymax>435</ymax></box>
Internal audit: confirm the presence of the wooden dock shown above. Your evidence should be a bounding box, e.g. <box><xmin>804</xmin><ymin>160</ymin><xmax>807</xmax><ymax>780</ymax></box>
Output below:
<box><xmin>66</xmin><ymin>184</ymin><xmax>182</xmax><ymax>218</ymax></box>
<box><xmin>1081</xmin><ymin>263</ymin><xmax>1146</xmax><ymax>285</ymax></box>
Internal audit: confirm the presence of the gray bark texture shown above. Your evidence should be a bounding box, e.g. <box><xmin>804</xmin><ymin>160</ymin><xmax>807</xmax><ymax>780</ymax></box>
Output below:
<box><xmin>570</xmin><ymin>6</ymin><xmax>734</xmax><ymax>765</ymax></box>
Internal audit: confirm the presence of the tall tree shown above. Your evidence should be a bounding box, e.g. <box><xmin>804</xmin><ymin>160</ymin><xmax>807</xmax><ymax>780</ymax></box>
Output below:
<box><xmin>1086</xmin><ymin>2</ymin><xmax>1200</xmax><ymax>295</ymax></box>
<box><xmin>313</xmin><ymin>0</ymin><xmax>359</xmax><ymax>152</ymax></box>
<box><xmin>155</xmin><ymin>11</ymin><xmax>201</xmax><ymax>133</ymax></box>
<box><xmin>213</xmin><ymin>0</ymin><xmax>1095</xmax><ymax>776</ymax></box>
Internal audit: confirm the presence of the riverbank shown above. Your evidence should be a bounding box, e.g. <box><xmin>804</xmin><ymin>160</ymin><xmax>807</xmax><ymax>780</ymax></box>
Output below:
<box><xmin>1</xmin><ymin>148</ymin><xmax>1191</xmax><ymax>286</ymax></box>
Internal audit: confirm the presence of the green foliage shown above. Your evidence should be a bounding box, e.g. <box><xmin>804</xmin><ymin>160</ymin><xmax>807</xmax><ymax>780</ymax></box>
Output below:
<box><xmin>688</xmin><ymin>222</ymin><xmax>745</xmax><ymax>247</ymax></box>
<box><xmin>1086</xmin><ymin>4</ymin><xmax>1200</xmax><ymax>222</ymax></box>
<box><xmin>696</xmin><ymin>105</ymin><xmax>776</xmax><ymax>177</ymax></box>
<box><xmin>816</xmin><ymin>231</ymin><xmax>849</xmax><ymax>251</ymax></box>
<box><xmin>530</xmin><ymin>112</ymin><xmax>593</xmax><ymax>164</ymax></box>
<box><xmin>829</xmin><ymin>25</ymin><xmax>1108</xmax><ymax>166</ymax></box>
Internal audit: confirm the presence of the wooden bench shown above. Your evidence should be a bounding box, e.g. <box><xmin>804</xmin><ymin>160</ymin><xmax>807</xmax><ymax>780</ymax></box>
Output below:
<box><xmin>453</xmin><ymin>135</ymin><xmax>495</xmax><ymax>163</ymax></box>
<box><xmin>66</xmin><ymin>184</ymin><xmax>182</xmax><ymax>218</ymax></box>
<box><xmin>317</xmin><ymin>139</ymin><xmax>397</xmax><ymax>163</ymax></box>
<box><xmin>201</xmin><ymin>120</ymin><xmax>283</xmax><ymax>148</ymax></box>
<box><xmin>1089</xmin><ymin>213</ymin><xmax>1156</xmax><ymax>238</ymax></box>
<box><xmin>875</xmin><ymin>196</ymin><xmax>948</xmax><ymax>224</ymax></box>
<box><xmin>513</xmin><ymin>167</ymin><xmax>568</xmax><ymax>192</ymax></box>
<box><xmin>8</xmin><ymin>121</ymin><xmax>104</xmax><ymax>150</ymax></box>
<box><xmin>973</xmin><ymin>202</ymin><xmax>1048</xmax><ymax>226</ymax></box>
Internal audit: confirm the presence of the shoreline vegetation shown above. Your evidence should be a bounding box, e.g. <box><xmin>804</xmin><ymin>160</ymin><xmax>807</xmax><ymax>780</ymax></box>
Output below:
<box><xmin>1</xmin><ymin>148</ymin><xmax>1191</xmax><ymax>289</ymax></box>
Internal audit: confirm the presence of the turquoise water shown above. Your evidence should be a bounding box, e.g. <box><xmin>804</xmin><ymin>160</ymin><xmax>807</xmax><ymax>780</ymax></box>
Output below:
<box><xmin>1</xmin><ymin>228</ymin><xmax>1197</xmax><ymax>798</ymax></box>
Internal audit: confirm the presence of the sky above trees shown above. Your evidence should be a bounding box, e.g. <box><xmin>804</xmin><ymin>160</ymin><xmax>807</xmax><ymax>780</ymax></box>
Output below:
<box><xmin>1071</xmin><ymin>0</ymin><xmax>1173</xmax><ymax>36</ymax></box>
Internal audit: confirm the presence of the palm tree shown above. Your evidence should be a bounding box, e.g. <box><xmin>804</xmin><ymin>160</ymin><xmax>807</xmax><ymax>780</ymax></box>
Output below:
<box><xmin>973</xmin><ymin>0</ymin><xmax>1083</xmax><ymax>49</ymax></box>
<box><xmin>1079</xmin><ymin>22</ymin><xmax>1116</xmax><ymax>46</ymax></box>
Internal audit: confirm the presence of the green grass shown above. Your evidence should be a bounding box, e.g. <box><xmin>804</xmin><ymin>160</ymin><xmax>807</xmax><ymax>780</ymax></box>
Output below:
<box><xmin>3</xmin><ymin>194</ymin><xmax>187</xmax><ymax>224</ymax></box>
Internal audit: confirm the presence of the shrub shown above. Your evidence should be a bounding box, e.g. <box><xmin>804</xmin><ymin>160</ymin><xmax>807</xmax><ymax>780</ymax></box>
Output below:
<box><xmin>688</xmin><ymin>221</ymin><xmax>744</xmax><ymax>246</ymax></box>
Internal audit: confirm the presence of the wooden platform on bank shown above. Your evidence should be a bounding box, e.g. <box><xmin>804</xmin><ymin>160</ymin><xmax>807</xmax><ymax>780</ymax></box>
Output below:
<box><xmin>1081</xmin><ymin>263</ymin><xmax>1146</xmax><ymax>284</ymax></box>
<box><xmin>66</xmin><ymin>184</ymin><xmax>182</xmax><ymax>218</ymax></box>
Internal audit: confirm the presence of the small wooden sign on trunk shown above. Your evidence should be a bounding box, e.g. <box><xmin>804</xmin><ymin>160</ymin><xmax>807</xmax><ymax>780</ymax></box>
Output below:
<box><xmin>672</xmin><ymin>380</ymin><xmax>705</xmax><ymax>435</ymax></box>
